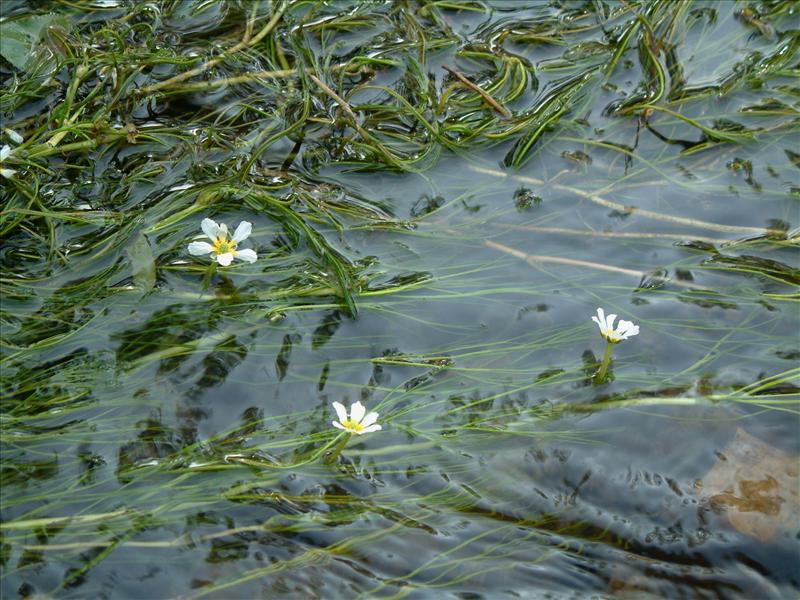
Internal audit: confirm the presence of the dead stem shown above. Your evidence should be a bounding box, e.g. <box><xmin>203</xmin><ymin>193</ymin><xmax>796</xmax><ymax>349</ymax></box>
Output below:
<box><xmin>485</xmin><ymin>239</ymin><xmax>708</xmax><ymax>289</ymax></box>
<box><xmin>442</xmin><ymin>65</ymin><xmax>512</xmax><ymax>118</ymax></box>
<box><xmin>307</xmin><ymin>72</ymin><xmax>406</xmax><ymax>170</ymax></box>
<box><xmin>470</xmin><ymin>165</ymin><xmax>772</xmax><ymax>235</ymax></box>
<box><xmin>499</xmin><ymin>224</ymin><xmax>725</xmax><ymax>244</ymax></box>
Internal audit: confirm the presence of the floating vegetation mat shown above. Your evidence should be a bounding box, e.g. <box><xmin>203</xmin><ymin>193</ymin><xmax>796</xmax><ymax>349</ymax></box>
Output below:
<box><xmin>1</xmin><ymin>0</ymin><xmax>799</xmax><ymax>597</ymax></box>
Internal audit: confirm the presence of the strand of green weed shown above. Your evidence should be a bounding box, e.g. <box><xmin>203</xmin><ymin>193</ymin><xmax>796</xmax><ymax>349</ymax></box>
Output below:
<box><xmin>137</xmin><ymin>2</ymin><xmax>288</xmax><ymax>94</ymax></box>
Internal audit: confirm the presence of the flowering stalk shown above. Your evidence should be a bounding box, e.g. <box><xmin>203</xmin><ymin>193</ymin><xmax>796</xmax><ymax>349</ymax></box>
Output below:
<box><xmin>323</xmin><ymin>433</ymin><xmax>352</xmax><ymax>465</ymax></box>
<box><xmin>591</xmin><ymin>307</ymin><xmax>639</xmax><ymax>385</ymax></box>
<box><xmin>595</xmin><ymin>340</ymin><xmax>614</xmax><ymax>384</ymax></box>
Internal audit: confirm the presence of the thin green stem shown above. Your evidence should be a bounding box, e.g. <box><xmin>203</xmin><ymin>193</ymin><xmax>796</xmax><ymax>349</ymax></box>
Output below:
<box><xmin>595</xmin><ymin>340</ymin><xmax>614</xmax><ymax>385</ymax></box>
<box><xmin>323</xmin><ymin>433</ymin><xmax>352</xmax><ymax>465</ymax></box>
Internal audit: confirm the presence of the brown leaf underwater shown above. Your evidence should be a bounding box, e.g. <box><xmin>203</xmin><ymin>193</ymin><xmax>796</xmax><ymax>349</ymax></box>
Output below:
<box><xmin>700</xmin><ymin>428</ymin><xmax>799</xmax><ymax>542</ymax></box>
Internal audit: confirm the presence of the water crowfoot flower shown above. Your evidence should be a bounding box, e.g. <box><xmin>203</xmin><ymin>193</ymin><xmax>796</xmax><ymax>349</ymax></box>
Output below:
<box><xmin>5</xmin><ymin>129</ymin><xmax>23</xmax><ymax>144</ymax></box>
<box><xmin>591</xmin><ymin>307</ymin><xmax>639</xmax><ymax>384</ymax></box>
<box><xmin>0</xmin><ymin>145</ymin><xmax>17</xmax><ymax>178</ymax></box>
<box><xmin>187</xmin><ymin>218</ymin><xmax>257</xmax><ymax>266</ymax></box>
<box><xmin>591</xmin><ymin>307</ymin><xmax>639</xmax><ymax>343</ymax></box>
<box><xmin>332</xmin><ymin>401</ymin><xmax>381</xmax><ymax>434</ymax></box>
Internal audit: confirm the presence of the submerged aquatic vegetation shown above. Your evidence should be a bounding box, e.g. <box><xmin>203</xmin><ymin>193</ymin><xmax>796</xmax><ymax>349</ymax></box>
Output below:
<box><xmin>0</xmin><ymin>0</ymin><xmax>798</xmax><ymax>598</ymax></box>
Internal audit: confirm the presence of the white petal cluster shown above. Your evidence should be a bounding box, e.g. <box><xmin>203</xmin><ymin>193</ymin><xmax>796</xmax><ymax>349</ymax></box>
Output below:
<box><xmin>5</xmin><ymin>129</ymin><xmax>23</xmax><ymax>144</ymax></box>
<box><xmin>0</xmin><ymin>145</ymin><xmax>16</xmax><ymax>179</ymax></box>
<box><xmin>1</xmin><ymin>130</ymin><xmax>24</xmax><ymax>178</ymax></box>
<box><xmin>332</xmin><ymin>401</ymin><xmax>381</xmax><ymax>435</ymax></box>
<box><xmin>591</xmin><ymin>307</ymin><xmax>639</xmax><ymax>343</ymax></box>
<box><xmin>187</xmin><ymin>218</ymin><xmax>257</xmax><ymax>266</ymax></box>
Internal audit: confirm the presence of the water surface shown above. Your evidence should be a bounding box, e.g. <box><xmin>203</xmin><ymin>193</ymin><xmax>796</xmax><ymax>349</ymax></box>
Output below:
<box><xmin>1</xmin><ymin>1</ymin><xmax>799</xmax><ymax>598</ymax></box>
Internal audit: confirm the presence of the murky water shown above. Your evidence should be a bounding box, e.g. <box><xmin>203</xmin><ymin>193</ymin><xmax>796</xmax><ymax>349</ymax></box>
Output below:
<box><xmin>1</xmin><ymin>1</ymin><xmax>798</xmax><ymax>598</ymax></box>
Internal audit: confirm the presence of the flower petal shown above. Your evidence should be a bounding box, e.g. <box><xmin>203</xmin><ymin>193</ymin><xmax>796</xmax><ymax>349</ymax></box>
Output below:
<box><xmin>361</xmin><ymin>412</ymin><xmax>379</xmax><ymax>428</ymax></box>
<box><xmin>201</xmin><ymin>218</ymin><xmax>222</xmax><ymax>240</ymax></box>
<box><xmin>332</xmin><ymin>401</ymin><xmax>348</xmax><ymax>423</ymax></box>
<box><xmin>595</xmin><ymin>307</ymin><xmax>605</xmax><ymax>324</ymax></box>
<box><xmin>6</xmin><ymin>129</ymin><xmax>23</xmax><ymax>144</ymax></box>
<box><xmin>361</xmin><ymin>424</ymin><xmax>382</xmax><ymax>433</ymax></box>
<box><xmin>216</xmin><ymin>252</ymin><xmax>234</xmax><ymax>266</ymax></box>
<box><xmin>188</xmin><ymin>241</ymin><xmax>214</xmax><ymax>255</ymax></box>
<box><xmin>617</xmin><ymin>319</ymin><xmax>633</xmax><ymax>332</ymax></box>
<box><xmin>350</xmin><ymin>401</ymin><xmax>366</xmax><ymax>424</ymax></box>
<box><xmin>236</xmin><ymin>248</ymin><xmax>257</xmax><ymax>263</ymax></box>
<box><xmin>232</xmin><ymin>221</ymin><xmax>252</xmax><ymax>243</ymax></box>
<box><xmin>617</xmin><ymin>321</ymin><xmax>639</xmax><ymax>339</ymax></box>
<box><xmin>605</xmin><ymin>313</ymin><xmax>618</xmax><ymax>332</ymax></box>
<box><xmin>332</xmin><ymin>421</ymin><xmax>347</xmax><ymax>430</ymax></box>
<box><xmin>0</xmin><ymin>168</ymin><xmax>17</xmax><ymax>178</ymax></box>
<box><xmin>0</xmin><ymin>145</ymin><xmax>10</xmax><ymax>161</ymax></box>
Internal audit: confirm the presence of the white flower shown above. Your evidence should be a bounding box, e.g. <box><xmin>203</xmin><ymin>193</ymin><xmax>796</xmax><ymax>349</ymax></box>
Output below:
<box><xmin>332</xmin><ymin>401</ymin><xmax>381</xmax><ymax>435</ymax></box>
<box><xmin>0</xmin><ymin>145</ymin><xmax>16</xmax><ymax>178</ymax></box>
<box><xmin>591</xmin><ymin>307</ymin><xmax>639</xmax><ymax>343</ymax></box>
<box><xmin>5</xmin><ymin>129</ymin><xmax>23</xmax><ymax>144</ymax></box>
<box><xmin>187</xmin><ymin>218</ymin><xmax>257</xmax><ymax>266</ymax></box>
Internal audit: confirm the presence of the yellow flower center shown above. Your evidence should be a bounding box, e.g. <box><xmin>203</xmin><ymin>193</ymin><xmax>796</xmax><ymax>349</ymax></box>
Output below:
<box><xmin>212</xmin><ymin>236</ymin><xmax>237</xmax><ymax>255</ymax></box>
<box><xmin>341</xmin><ymin>419</ymin><xmax>364</xmax><ymax>433</ymax></box>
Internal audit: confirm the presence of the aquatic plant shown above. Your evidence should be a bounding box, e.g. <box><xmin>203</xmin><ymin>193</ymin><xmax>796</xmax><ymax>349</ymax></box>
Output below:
<box><xmin>1</xmin><ymin>0</ymin><xmax>798</xmax><ymax>597</ymax></box>
<box><xmin>0</xmin><ymin>144</ymin><xmax>16</xmax><ymax>178</ymax></box>
<box><xmin>187</xmin><ymin>218</ymin><xmax>258</xmax><ymax>266</ymax></box>
<box><xmin>332</xmin><ymin>400</ymin><xmax>381</xmax><ymax>435</ymax></box>
<box><xmin>592</xmin><ymin>307</ymin><xmax>640</xmax><ymax>384</ymax></box>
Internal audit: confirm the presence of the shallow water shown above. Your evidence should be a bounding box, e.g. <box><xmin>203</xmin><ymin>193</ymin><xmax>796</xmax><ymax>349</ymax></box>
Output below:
<box><xmin>1</xmin><ymin>1</ymin><xmax>799</xmax><ymax>598</ymax></box>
